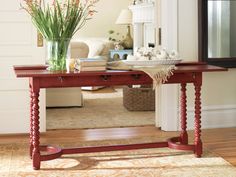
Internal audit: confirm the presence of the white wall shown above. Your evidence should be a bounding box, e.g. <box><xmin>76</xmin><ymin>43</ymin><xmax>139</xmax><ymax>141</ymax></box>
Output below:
<box><xmin>178</xmin><ymin>0</ymin><xmax>198</xmax><ymax>61</ymax></box>
<box><xmin>74</xmin><ymin>0</ymin><xmax>133</xmax><ymax>39</ymax></box>
<box><xmin>178</xmin><ymin>0</ymin><xmax>236</xmax><ymax>129</ymax></box>
<box><xmin>0</xmin><ymin>1</ymin><xmax>46</xmax><ymax>134</ymax></box>
<box><xmin>230</xmin><ymin>2</ymin><xmax>236</xmax><ymax>56</ymax></box>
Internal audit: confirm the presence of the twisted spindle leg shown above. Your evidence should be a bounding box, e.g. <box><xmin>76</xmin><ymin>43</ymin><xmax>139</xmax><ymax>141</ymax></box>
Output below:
<box><xmin>194</xmin><ymin>82</ymin><xmax>203</xmax><ymax>157</ymax></box>
<box><xmin>29</xmin><ymin>86</ymin><xmax>33</xmax><ymax>159</ymax></box>
<box><xmin>180</xmin><ymin>83</ymin><xmax>188</xmax><ymax>144</ymax></box>
<box><xmin>32</xmin><ymin>91</ymin><xmax>41</xmax><ymax>170</ymax></box>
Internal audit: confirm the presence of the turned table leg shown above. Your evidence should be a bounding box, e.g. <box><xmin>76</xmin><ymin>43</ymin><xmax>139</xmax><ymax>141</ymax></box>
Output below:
<box><xmin>194</xmin><ymin>80</ymin><xmax>203</xmax><ymax>158</ymax></box>
<box><xmin>32</xmin><ymin>90</ymin><xmax>41</xmax><ymax>170</ymax></box>
<box><xmin>29</xmin><ymin>86</ymin><xmax>33</xmax><ymax>159</ymax></box>
<box><xmin>180</xmin><ymin>83</ymin><xmax>188</xmax><ymax>144</ymax></box>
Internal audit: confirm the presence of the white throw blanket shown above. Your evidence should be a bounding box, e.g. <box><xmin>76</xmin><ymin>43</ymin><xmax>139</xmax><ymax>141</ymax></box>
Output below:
<box><xmin>107</xmin><ymin>61</ymin><xmax>176</xmax><ymax>89</ymax></box>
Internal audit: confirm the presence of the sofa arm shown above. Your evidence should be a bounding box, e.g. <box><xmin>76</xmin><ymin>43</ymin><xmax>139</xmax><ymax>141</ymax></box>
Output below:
<box><xmin>71</xmin><ymin>41</ymin><xmax>89</xmax><ymax>58</ymax></box>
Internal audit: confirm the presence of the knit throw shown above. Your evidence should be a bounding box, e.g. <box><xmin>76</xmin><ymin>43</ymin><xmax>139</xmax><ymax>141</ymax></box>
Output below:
<box><xmin>107</xmin><ymin>61</ymin><xmax>176</xmax><ymax>89</ymax></box>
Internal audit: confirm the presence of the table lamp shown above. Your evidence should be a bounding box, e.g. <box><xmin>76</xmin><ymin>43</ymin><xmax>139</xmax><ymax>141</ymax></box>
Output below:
<box><xmin>116</xmin><ymin>9</ymin><xmax>133</xmax><ymax>49</ymax></box>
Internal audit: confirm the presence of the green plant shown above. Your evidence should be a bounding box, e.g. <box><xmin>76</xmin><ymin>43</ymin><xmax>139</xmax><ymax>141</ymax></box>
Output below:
<box><xmin>21</xmin><ymin>0</ymin><xmax>99</xmax><ymax>71</ymax></box>
<box><xmin>22</xmin><ymin>0</ymin><xmax>98</xmax><ymax>40</ymax></box>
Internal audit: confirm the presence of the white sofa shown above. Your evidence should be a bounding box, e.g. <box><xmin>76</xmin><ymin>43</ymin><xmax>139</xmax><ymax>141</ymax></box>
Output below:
<box><xmin>46</xmin><ymin>38</ymin><xmax>114</xmax><ymax>107</ymax></box>
<box><xmin>71</xmin><ymin>38</ymin><xmax>115</xmax><ymax>61</ymax></box>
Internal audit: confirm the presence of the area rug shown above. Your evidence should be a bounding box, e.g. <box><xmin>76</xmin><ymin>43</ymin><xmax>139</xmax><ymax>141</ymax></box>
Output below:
<box><xmin>47</xmin><ymin>87</ymin><xmax>155</xmax><ymax>130</ymax></box>
<box><xmin>1</xmin><ymin>137</ymin><xmax>236</xmax><ymax>177</ymax></box>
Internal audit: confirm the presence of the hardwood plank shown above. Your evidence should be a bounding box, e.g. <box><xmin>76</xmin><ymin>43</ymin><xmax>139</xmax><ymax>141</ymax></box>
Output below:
<box><xmin>0</xmin><ymin>126</ymin><xmax>236</xmax><ymax>166</ymax></box>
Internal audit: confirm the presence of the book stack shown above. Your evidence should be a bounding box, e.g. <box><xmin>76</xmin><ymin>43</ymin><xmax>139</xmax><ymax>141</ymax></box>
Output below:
<box><xmin>76</xmin><ymin>58</ymin><xmax>107</xmax><ymax>71</ymax></box>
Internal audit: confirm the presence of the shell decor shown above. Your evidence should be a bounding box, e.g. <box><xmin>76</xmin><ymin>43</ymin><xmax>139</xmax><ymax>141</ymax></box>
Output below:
<box><xmin>127</xmin><ymin>47</ymin><xmax>179</xmax><ymax>61</ymax></box>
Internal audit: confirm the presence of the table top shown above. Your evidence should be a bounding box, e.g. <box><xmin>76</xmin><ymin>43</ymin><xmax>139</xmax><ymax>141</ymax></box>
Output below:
<box><xmin>14</xmin><ymin>62</ymin><xmax>227</xmax><ymax>78</ymax></box>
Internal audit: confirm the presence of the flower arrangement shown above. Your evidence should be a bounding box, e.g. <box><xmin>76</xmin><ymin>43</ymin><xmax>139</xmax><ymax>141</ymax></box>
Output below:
<box><xmin>108</xmin><ymin>30</ymin><xmax>124</xmax><ymax>42</ymax></box>
<box><xmin>22</xmin><ymin>0</ymin><xmax>98</xmax><ymax>40</ymax></box>
<box><xmin>108</xmin><ymin>30</ymin><xmax>125</xmax><ymax>50</ymax></box>
<box><xmin>21</xmin><ymin>0</ymin><xmax>99</xmax><ymax>71</ymax></box>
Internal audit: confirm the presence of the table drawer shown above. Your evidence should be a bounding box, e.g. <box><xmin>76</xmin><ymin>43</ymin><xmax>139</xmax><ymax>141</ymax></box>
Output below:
<box><xmin>38</xmin><ymin>74</ymin><xmax>152</xmax><ymax>88</ymax></box>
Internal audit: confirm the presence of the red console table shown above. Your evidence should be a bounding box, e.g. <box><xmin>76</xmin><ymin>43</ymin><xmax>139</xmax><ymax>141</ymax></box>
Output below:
<box><xmin>14</xmin><ymin>62</ymin><xmax>226</xmax><ymax>170</ymax></box>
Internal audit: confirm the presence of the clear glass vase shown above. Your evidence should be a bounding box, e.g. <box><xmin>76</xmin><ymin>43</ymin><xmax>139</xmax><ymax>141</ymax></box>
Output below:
<box><xmin>46</xmin><ymin>39</ymin><xmax>71</xmax><ymax>71</ymax></box>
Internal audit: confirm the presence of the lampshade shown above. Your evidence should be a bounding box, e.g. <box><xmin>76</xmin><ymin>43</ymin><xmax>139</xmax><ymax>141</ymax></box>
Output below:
<box><xmin>116</xmin><ymin>9</ymin><xmax>132</xmax><ymax>25</ymax></box>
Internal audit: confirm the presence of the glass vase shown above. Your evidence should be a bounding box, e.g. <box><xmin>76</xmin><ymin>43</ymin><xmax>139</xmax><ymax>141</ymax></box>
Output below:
<box><xmin>46</xmin><ymin>39</ymin><xmax>71</xmax><ymax>71</ymax></box>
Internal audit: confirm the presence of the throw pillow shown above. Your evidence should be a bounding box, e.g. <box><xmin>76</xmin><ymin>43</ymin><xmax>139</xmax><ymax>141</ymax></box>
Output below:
<box><xmin>100</xmin><ymin>41</ymin><xmax>115</xmax><ymax>59</ymax></box>
<box><xmin>84</xmin><ymin>40</ymin><xmax>105</xmax><ymax>58</ymax></box>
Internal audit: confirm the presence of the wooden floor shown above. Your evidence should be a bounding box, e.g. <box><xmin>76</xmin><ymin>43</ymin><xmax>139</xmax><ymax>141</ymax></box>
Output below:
<box><xmin>1</xmin><ymin>126</ymin><xmax>236</xmax><ymax>166</ymax></box>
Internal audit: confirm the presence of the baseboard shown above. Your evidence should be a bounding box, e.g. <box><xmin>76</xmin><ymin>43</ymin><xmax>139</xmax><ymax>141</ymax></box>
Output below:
<box><xmin>180</xmin><ymin>105</ymin><xmax>236</xmax><ymax>130</ymax></box>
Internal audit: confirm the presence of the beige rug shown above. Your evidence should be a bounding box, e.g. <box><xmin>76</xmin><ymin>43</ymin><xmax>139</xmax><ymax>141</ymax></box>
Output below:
<box><xmin>47</xmin><ymin>87</ymin><xmax>155</xmax><ymax>130</ymax></box>
<box><xmin>1</xmin><ymin>137</ymin><xmax>236</xmax><ymax>177</ymax></box>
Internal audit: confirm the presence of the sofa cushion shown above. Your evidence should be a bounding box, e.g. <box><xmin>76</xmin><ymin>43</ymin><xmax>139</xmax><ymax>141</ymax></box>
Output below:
<box><xmin>84</xmin><ymin>40</ymin><xmax>105</xmax><ymax>57</ymax></box>
<box><xmin>71</xmin><ymin>38</ymin><xmax>114</xmax><ymax>60</ymax></box>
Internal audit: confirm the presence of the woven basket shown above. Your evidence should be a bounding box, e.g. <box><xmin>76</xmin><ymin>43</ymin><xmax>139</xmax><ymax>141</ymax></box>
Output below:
<box><xmin>123</xmin><ymin>86</ymin><xmax>155</xmax><ymax>111</ymax></box>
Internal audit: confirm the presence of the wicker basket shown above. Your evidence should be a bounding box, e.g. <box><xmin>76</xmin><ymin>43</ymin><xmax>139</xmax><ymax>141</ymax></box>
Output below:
<box><xmin>123</xmin><ymin>86</ymin><xmax>155</xmax><ymax>111</ymax></box>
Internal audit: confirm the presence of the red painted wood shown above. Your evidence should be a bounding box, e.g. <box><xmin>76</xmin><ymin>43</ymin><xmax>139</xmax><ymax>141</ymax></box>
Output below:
<box><xmin>39</xmin><ymin>145</ymin><xmax>61</xmax><ymax>153</ymax></box>
<box><xmin>62</xmin><ymin>142</ymin><xmax>168</xmax><ymax>155</ymax></box>
<box><xmin>13</xmin><ymin>63</ymin><xmax>227</xmax><ymax>170</ymax></box>
<box><xmin>39</xmin><ymin>145</ymin><xmax>63</xmax><ymax>161</ymax></box>
<box><xmin>175</xmin><ymin>65</ymin><xmax>227</xmax><ymax>73</ymax></box>
<box><xmin>32</xmin><ymin>91</ymin><xmax>41</xmax><ymax>170</ymax></box>
<box><xmin>167</xmin><ymin>137</ymin><xmax>195</xmax><ymax>151</ymax></box>
<box><xmin>180</xmin><ymin>83</ymin><xmax>188</xmax><ymax>144</ymax></box>
<box><xmin>175</xmin><ymin>62</ymin><xmax>207</xmax><ymax>66</ymax></box>
<box><xmin>14</xmin><ymin>63</ymin><xmax>227</xmax><ymax>78</ymax></box>
<box><xmin>13</xmin><ymin>65</ymin><xmax>47</xmax><ymax>70</ymax></box>
<box><xmin>37</xmin><ymin>74</ymin><xmax>153</xmax><ymax>88</ymax></box>
<box><xmin>194</xmin><ymin>73</ymin><xmax>203</xmax><ymax>158</ymax></box>
<box><xmin>29</xmin><ymin>86</ymin><xmax>33</xmax><ymax>159</ymax></box>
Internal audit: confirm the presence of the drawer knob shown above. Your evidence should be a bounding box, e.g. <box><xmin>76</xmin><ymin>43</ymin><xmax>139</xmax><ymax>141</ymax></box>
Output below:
<box><xmin>58</xmin><ymin>77</ymin><xmax>64</xmax><ymax>83</ymax></box>
<box><xmin>101</xmin><ymin>75</ymin><xmax>111</xmax><ymax>81</ymax></box>
<box><xmin>131</xmin><ymin>74</ymin><xmax>141</xmax><ymax>80</ymax></box>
